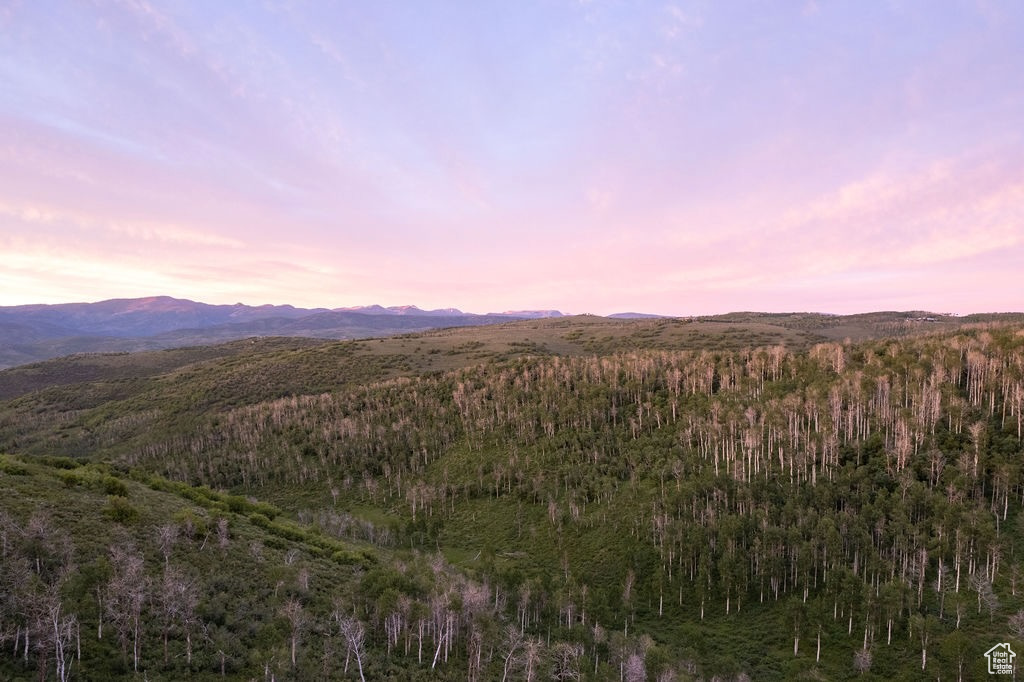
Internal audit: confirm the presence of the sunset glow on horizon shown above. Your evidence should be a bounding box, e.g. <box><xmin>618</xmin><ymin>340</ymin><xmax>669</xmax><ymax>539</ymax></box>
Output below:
<box><xmin>1</xmin><ymin>1</ymin><xmax>1022</xmax><ymax>316</ymax></box>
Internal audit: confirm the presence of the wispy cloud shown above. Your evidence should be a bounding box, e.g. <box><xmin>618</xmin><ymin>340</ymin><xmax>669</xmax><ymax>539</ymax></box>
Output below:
<box><xmin>109</xmin><ymin>0</ymin><xmax>197</xmax><ymax>59</ymax></box>
<box><xmin>663</xmin><ymin>4</ymin><xmax>703</xmax><ymax>39</ymax></box>
<box><xmin>768</xmin><ymin>153</ymin><xmax>1024</xmax><ymax>271</ymax></box>
<box><xmin>0</xmin><ymin>201</ymin><xmax>244</xmax><ymax>248</ymax></box>
<box><xmin>1</xmin><ymin>2</ymin><xmax>1022</xmax><ymax>314</ymax></box>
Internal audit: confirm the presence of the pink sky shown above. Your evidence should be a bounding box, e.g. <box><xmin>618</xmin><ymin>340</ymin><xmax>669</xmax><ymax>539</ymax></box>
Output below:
<box><xmin>1</xmin><ymin>2</ymin><xmax>1022</xmax><ymax>315</ymax></box>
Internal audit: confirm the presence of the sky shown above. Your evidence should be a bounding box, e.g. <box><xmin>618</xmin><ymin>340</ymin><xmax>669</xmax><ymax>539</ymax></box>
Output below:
<box><xmin>1</xmin><ymin>1</ymin><xmax>1022</xmax><ymax>316</ymax></box>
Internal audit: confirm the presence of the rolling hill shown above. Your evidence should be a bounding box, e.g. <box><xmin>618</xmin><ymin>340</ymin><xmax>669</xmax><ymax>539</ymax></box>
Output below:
<box><xmin>0</xmin><ymin>297</ymin><xmax>551</xmax><ymax>369</ymax></box>
<box><xmin>2</xmin><ymin>310</ymin><xmax>1024</xmax><ymax>680</ymax></box>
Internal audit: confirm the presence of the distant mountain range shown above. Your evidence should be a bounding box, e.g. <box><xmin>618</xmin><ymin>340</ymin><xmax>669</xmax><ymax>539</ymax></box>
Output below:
<box><xmin>2</xmin><ymin>296</ymin><xmax>1022</xmax><ymax>372</ymax></box>
<box><xmin>335</xmin><ymin>304</ymin><xmax>566</xmax><ymax>318</ymax></box>
<box><xmin>0</xmin><ymin>296</ymin><xmax>650</xmax><ymax>369</ymax></box>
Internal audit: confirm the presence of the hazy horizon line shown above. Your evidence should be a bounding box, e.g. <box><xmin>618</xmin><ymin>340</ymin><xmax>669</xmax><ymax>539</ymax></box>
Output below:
<box><xmin>1</xmin><ymin>293</ymin><xmax>1012</xmax><ymax>319</ymax></box>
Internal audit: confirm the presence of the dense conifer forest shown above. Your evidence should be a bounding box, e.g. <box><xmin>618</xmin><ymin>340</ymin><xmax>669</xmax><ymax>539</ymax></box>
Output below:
<box><xmin>2</xmin><ymin>317</ymin><xmax>1023</xmax><ymax>680</ymax></box>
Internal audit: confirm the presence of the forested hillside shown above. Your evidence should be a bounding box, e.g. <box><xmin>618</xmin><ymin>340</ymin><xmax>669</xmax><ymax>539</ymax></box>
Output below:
<box><xmin>2</xmin><ymin>320</ymin><xmax>1023</xmax><ymax>680</ymax></box>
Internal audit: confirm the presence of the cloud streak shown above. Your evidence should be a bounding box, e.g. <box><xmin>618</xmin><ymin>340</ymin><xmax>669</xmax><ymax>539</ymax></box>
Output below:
<box><xmin>0</xmin><ymin>2</ymin><xmax>1021</xmax><ymax>314</ymax></box>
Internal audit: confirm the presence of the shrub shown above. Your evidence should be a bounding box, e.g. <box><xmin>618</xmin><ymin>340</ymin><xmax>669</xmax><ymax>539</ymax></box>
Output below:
<box><xmin>104</xmin><ymin>495</ymin><xmax>139</xmax><ymax>524</ymax></box>
<box><xmin>0</xmin><ymin>455</ymin><xmax>29</xmax><ymax>476</ymax></box>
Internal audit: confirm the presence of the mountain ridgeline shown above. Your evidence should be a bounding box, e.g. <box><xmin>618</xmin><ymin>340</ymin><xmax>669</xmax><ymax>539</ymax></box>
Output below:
<box><xmin>1</xmin><ymin>314</ymin><xmax>1024</xmax><ymax>680</ymax></box>
<box><xmin>0</xmin><ymin>296</ymin><xmax>568</xmax><ymax>370</ymax></box>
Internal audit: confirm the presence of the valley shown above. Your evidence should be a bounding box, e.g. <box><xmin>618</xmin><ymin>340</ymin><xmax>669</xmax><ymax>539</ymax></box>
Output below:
<box><xmin>2</xmin><ymin>312</ymin><xmax>1023</xmax><ymax>680</ymax></box>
